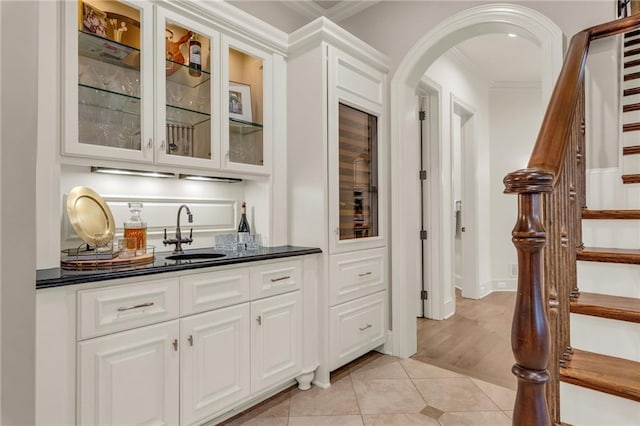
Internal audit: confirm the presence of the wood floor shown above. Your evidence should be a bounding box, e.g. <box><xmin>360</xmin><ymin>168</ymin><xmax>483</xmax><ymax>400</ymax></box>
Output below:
<box><xmin>413</xmin><ymin>289</ymin><xmax>517</xmax><ymax>390</ymax></box>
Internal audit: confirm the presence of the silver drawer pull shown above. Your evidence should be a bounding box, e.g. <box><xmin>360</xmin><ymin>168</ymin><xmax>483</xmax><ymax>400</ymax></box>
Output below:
<box><xmin>359</xmin><ymin>324</ymin><xmax>373</xmax><ymax>331</ymax></box>
<box><xmin>270</xmin><ymin>276</ymin><xmax>291</xmax><ymax>283</ymax></box>
<box><xmin>117</xmin><ymin>302</ymin><xmax>155</xmax><ymax>312</ymax></box>
<box><xmin>358</xmin><ymin>272</ymin><xmax>373</xmax><ymax>277</ymax></box>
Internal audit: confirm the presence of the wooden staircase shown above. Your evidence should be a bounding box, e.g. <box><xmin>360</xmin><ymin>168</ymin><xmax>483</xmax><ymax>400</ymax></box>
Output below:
<box><xmin>504</xmin><ymin>14</ymin><xmax>640</xmax><ymax>426</ymax></box>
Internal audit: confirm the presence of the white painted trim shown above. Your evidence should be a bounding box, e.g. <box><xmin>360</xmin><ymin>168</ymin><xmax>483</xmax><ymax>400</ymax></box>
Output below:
<box><xmin>288</xmin><ymin>17</ymin><xmax>389</xmax><ymax>72</ymax></box>
<box><xmin>389</xmin><ymin>4</ymin><xmax>563</xmax><ymax>358</ymax></box>
<box><xmin>281</xmin><ymin>1</ymin><xmax>380</xmax><ymax>24</ymax></box>
<box><xmin>157</xmin><ymin>0</ymin><xmax>288</xmax><ymax>55</ymax></box>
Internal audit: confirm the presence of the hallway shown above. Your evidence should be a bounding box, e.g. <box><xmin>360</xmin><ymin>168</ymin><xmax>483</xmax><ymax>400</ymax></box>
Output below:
<box><xmin>414</xmin><ymin>289</ymin><xmax>516</xmax><ymax>390</ymax></box>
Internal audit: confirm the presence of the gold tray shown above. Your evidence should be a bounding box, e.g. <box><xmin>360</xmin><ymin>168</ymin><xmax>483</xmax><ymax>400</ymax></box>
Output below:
<box><xmin>66</xmin><ymin>186</ymin><xmax>115</xmax><ymax>247</ymax></box>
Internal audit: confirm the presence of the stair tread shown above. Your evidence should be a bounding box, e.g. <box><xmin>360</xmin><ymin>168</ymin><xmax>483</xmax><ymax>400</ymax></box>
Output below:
<box><xmin>560</xmin><ymin>349</ymin><xmax>640</xmax><ymax>402</ymax></box>
<box><xmin>582</xmin><ymin>209</ymin><xmax>640</xmax><ymax>219</ymax></box>
<box><xmin>625</xmin><ymin>29</ymin><xmax>640</xmax><ymax>39</ymax></box>
<box><xmin>571</xmin><ymin>292</ymin><xmax>640</xmax><ymax>323</ymax></box>
<box><xmin>625</xmin><ymin>58</ymin><xmax>640</xmax><ymax>68</ymax></box>
<box><xmin>624</xmin><ymin>37</ymin><xmax>640</xmax><ymax>48</ymax></box>
<box><xmin>625</xmin><ymin>47</ymin><xmax>640</xmax><ymax>57</ymax></box>
<box><xmin>624</xmin><ymin>71</ymin><xmax>640</xmax><ymax>82</ymax></box>
<box><xmin>623</xmin><ymin>102</ymin><xmax>640</xmax><ymax>111</ymax></box>
<box><xmin>622</xmin><ymin>174</ymin><xmax>640</xmax><ymax>184</ymax></box>
<box><xmin>623</xmin><ymin>87</ymin><xmax>640</xmax><ymax>96</ymax></box>
<box><xmin>623</xmin><ymin>145</ymin><xmax>640</xmax><ymax>155</ymax></box>
<box><xmin>623</xmin><ymin>122</ymin><xmax>640</xmax><ymax>132</ymax></box>
<box><xmin>578</xmin><ymin>246</ymin><xmax>640</xmax><ymax>264</ymax></box>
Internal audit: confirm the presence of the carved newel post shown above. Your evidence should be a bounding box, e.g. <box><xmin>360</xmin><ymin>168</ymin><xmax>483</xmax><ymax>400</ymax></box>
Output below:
<box><xmin>504</xmin><ymin>169</ymin><xmax>553</xmax><ymax>426</ymax></box>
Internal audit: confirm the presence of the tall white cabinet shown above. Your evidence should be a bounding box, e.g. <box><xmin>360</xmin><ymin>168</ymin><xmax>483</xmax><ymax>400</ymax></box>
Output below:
<box><xmin>287</xmin><ymin>18</ymin><xmax>390</xmax><ymax>385</ymax></box>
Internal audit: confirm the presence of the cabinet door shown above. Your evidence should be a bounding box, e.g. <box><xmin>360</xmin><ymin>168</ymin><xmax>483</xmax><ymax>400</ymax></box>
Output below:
<box><xmin>181</xmin><ymin>303</ymin><xmax>250</xmax><ymax>426</ymax></box>
<box><xmin>328</xmin><ymin>47</ymin><xmax>387</xmax><ymax>253</ymax></box>
<box><xmin>221</xmin><ymin>35</ymin><xmax>272</xmax><ymax>174</ymax></box>
<box><xmin>251</xmin><ymin>291</ymin><xmax>303</xmax><ymax>392</ymax></box>
<box><xmin>78</xmin><ymin>321</ymin><xmax>179</xmax><ymax>426</ymax></box>
<box><xmin>63</xmin><ymin>0</ymin><xmax>154</xmax><ymax>163</ymax></box>
<box><xmin>155</xmin><ymin>7</ymin><xmax>221</xmax><ymax>169</ymax></box>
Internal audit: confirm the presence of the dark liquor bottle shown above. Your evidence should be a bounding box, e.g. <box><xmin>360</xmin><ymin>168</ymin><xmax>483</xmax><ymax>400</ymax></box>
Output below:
<box><xmin>237</xmin><ymin>202</ymin><xmax>250</xmax><ymax>248</ymax></box>
<box><xmin>188</xmin><ymin>32</ymin><xmax>201</xmax><ymax>77</ymax></box>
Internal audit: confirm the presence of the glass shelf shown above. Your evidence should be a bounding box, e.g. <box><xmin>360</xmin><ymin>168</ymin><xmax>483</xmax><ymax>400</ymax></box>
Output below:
<box><xmin>166</xmin><ymin>103</ymin><xmax>211</xmax><ymax>126</ymax></box>
<box><xmin>229</xmin><ymin>118</ymin><xmax>263</xmax><ymax>135</ymax></box>
<box><xmin>78</xmin><ymin>30</ymin><xmax>140</xmax><ymax>70</ymax></box>
<box><xmin>79</xmin><ymin>83</ymin><xmax>141</xmax><ymax>116</ymax></box>
<box><xmin>165</xmin><ymin>59</ymin><xmax>211</xmax><ymax>88</ymax></box>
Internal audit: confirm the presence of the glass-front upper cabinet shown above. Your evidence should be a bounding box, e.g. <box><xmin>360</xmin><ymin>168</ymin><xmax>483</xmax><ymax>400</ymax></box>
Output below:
<box><xmin>222</xmin><ymin>36</ymin><xmax>272</xmax><ymax>174</ymax></box>
<box><xmin>64</xmin><ymin>0</ymin><xmax>154</xmax><ymax>162</ymax></box>
<box><xmin>155</xmin><ymin>8</ymin><xmax>220</xmax><ymax>169</ymax></box>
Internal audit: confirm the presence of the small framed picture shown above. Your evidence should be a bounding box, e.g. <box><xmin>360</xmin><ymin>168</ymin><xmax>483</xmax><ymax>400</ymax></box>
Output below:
<box><xmin>229</xmin><ymin>82</ymin><xmax>252</xmax><ymax>122</ymax></box>
<box><xmin>82</xmin><ymin>2</ymin><xmax>108</xmax><ymax>38</ymax></box>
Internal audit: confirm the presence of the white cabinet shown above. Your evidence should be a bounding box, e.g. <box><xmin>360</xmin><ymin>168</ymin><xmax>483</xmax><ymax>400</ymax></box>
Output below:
<box><xmin>288</xmin><ymin>18</ymin><xmax>390</xmax><ymax>378</ymax></box>
<box><xmin>78</xmin><ymin>320</ymin><xmax>180</xmax><ymax>426</ymax></box>
<box><xmin>251</xmin><ymin>291</ymin><xmax>303</xmax><ymax>392</ymax></box>
<box><xmin>180</xmin><ymin>303</ymin><xmax>250</xmax><ymax>426</ymax></box>
<box><xmin>40</xmin><ymin>256</ymin><xmax>318</xmax><ymax>426</ymax></box>
<box><xmin>61</xmin><ymin>0</ymin><xmax>276</xmax><ymax>176</ymax></box>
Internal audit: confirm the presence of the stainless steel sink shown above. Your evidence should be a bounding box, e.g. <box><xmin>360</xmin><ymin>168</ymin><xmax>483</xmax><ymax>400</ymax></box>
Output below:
<box><xmin>166</xmin><ymin>253</ymin><xmax>226</xmax><ymax>261</ymax></box>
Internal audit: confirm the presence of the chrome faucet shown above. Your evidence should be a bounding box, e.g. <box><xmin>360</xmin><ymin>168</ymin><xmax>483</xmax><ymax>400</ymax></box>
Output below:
<box><xmin>163</xmin><ymin>204</ymin><xmax>193</xmax><ymax>254</ymax></box>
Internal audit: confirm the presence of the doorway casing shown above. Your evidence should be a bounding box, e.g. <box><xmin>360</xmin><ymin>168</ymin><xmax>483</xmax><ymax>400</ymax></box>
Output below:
<box><xmin>389</xmin><ymin>4</ymin><xmax>563</xmax><ymax>358</ymax></box>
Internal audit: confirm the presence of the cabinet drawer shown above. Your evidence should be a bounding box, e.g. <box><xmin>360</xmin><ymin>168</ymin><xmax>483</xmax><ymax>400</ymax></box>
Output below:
<box><xmin>329</xmin><ymin>291</ymin><xmax>386</xmax><ymax>371</ymax></box>
<box><xmin>250</xmin><ymin>260</ymin><xmax>302</xmax><ymax>299</ymax></box>
<box><xmin>78</xmin><ymin>278</ymin><xmax>179</xmax><ymax>340</ymax></box>
<box><xmin>329</xmin><ymin>248</ymin><xmax>386</xmax><ymax>306</ymax></box>
<box><xmin>181</xmin><ymin>268</ymin><xmax>250</xmax><ymax>316</ymax></box>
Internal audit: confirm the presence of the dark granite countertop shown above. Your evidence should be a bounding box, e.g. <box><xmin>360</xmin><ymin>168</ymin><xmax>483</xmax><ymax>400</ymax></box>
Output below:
<box><xmin>36</xmin><ymin>245</ymin><xmax>322</xmax><ymax>289</ymax></box>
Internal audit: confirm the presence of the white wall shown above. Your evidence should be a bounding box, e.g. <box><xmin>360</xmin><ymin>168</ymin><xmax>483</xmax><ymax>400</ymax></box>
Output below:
<box><xmin>340</xmin><ymin>1</ymin><xmax>615</xmax><ymax>75</ymax></box>
<box><xmin>228</xmin><ymin>1</ymin><xmax>309</xmax><ymax>33</ymax></box>
<box><xmin>424</xmin><ymin>51</ymin><xmax>490</xmax><ymax>304</ymax></box>
<box><xmin>489</xmin><ymin>87</ymin><xmax>543</xmax><ymax>287</ymax></box>
<box><xmin>1</xmin><ymin>1</ymin><xmax>37</xmax><ymax>424</ymax></box>
<box><xmin>585</xmin><ymin>36</ymin><xmax>620</xmax><ymax>169</ymax></box>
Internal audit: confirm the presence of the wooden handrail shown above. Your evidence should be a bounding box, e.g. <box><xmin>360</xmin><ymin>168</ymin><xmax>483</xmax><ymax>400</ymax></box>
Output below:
<box><xmin>505</xmin><ymin>12</ymin><xmax>640</xmax><ymax>426</ymax></box>
<box><xmin>528</xmin><ymin>14</ymin><xmax>640</xmax><ymax>181</ymax></box>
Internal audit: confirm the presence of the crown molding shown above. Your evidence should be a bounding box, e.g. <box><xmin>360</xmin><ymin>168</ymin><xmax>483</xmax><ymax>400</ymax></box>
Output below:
<box><xmin>156</xmin><ymin>0</ymin><xmax>289</xmax><ymax>55</ymax></box>
<box><xmin>288</xmin><ymin>16</ymin><xmax>388</xmax><ymax>72</ymax></box>
<box><xmin>282</xmin><ymin>1</ymin><xmax>380</xmax><ymax>23</ymax></box>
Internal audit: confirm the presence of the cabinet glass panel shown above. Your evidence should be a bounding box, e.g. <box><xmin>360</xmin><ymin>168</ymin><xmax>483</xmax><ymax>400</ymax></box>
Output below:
<box><xmin>338</xmin><ymin>103</ymin><xmax>379</xmax><ymax>240</ymax></box>
<box><xmin>77</xmin><ymin>1</ymin><xmax>142</xmax><ymax>151</ymax></box>
<box><xmin>164</xmin><ymin>20</ymin><xmax>212</xmax><ymax>159</ymax></box>
<box><xmin>228</xmin><ymin>48</ymin><xmax>263</xmax><ymax>166</ymax></box>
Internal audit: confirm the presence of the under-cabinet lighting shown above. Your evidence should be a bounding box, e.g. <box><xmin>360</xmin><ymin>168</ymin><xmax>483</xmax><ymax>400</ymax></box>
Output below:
<box><xmin>91</xmin><ymin>166</ymin><xmax>175</xmax><ymax>178</ymax></box>
<box><xmin>178</xmin><ymin>174</ymin><xmax>243</xmax><ymax>183</ymax></box>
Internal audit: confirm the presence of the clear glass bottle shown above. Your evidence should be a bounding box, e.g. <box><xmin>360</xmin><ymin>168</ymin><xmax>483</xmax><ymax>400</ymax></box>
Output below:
<box><xmin>124</xmin><ymin>202</ymin><xmax>147</xmax><ymax>254</ymax></box>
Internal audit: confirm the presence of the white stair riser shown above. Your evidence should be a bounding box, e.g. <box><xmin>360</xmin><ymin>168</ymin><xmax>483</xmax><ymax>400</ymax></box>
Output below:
<box><xmin>560</xmin><ymin>382</ymin><xmax>640</xmax><ymax>426</ymax></box>
<box><xmin>586</xmin><ymin>168</ymin><xmax>624</xmax><ymax>210</ymax></box>
<box><xmin>623</xmin><ymin>130</ymin><xmax>640</xmax><ymax>147</ymax></box>
<box><xmin>623</xmin><ymin>78</ymin><xmax>640</xmax><ymax>91</ymax></box>
<box><xmin>577</xmin><ymin>262</ymin><xmax>640</xmax><ymax>298</ymax></box>
<box><xmin>623</xmin><ymin>184</ymin><xmax>640</xmax><ymax>208</ymax></box>
<box><xmin>582</xmin><ymin>219</ymin><xmax>640</xmax><ymax>249</ymax></box>
<box><xmin>622</xmin><ymin>153</ymin><xmax>640</xmax><ymax>174</ymax></box>
<box><xmin>624</xmin><ymin>63</ymin><xmax>640</xmax><ymax>76</ymax></box>
<box><xmin>623</xmin><ymin>109</ymin><xmax>640</xmax><ymax>124</ymax></box>
<box><xmin>571</xmin><ymin>313</ymin><xmax>640</xmax><ymax>362</ymax></box>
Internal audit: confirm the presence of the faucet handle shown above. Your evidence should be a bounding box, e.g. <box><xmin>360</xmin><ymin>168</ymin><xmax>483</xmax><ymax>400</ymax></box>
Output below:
<box><xmin>188</xmin><ymin>228</ymin><xmax>193</xmax><ymax>243</ymax></box>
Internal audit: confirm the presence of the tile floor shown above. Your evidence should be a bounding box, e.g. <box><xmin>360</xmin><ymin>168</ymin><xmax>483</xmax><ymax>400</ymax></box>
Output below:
<box><xmin>221</xmin><ymin>352</ymin><xmax>515</xmax><ymax>425</ymax></box>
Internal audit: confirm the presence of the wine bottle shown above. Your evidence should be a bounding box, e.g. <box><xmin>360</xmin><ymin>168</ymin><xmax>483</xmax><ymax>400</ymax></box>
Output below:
<box><xmin>237</xmin><ymin>202</ymin><xmax>250</xmax><ymax>249</ymax></box>
<box><xmin>188</xmin><ymin>32</ymin><xmax>202</xmax><ymax>77</ymax></box>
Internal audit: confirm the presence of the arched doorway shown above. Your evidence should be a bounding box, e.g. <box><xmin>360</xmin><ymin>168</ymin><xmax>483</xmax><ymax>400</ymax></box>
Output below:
<box><xmin>389</xmin><ymin>4</ymin><xmax>563</xmax><ymax>358</ymax></box>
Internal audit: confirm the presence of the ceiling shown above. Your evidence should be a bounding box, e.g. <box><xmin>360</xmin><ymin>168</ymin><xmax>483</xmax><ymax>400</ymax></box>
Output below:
<box><xmin>281</xmin><ymin>0</ymin><xmax>380</xmax><ymax>22</ymax></box>
<box><xmin>453</xmin><ymin>33</ymin><xmax>542</xmax><ymax>85</ymax></box>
